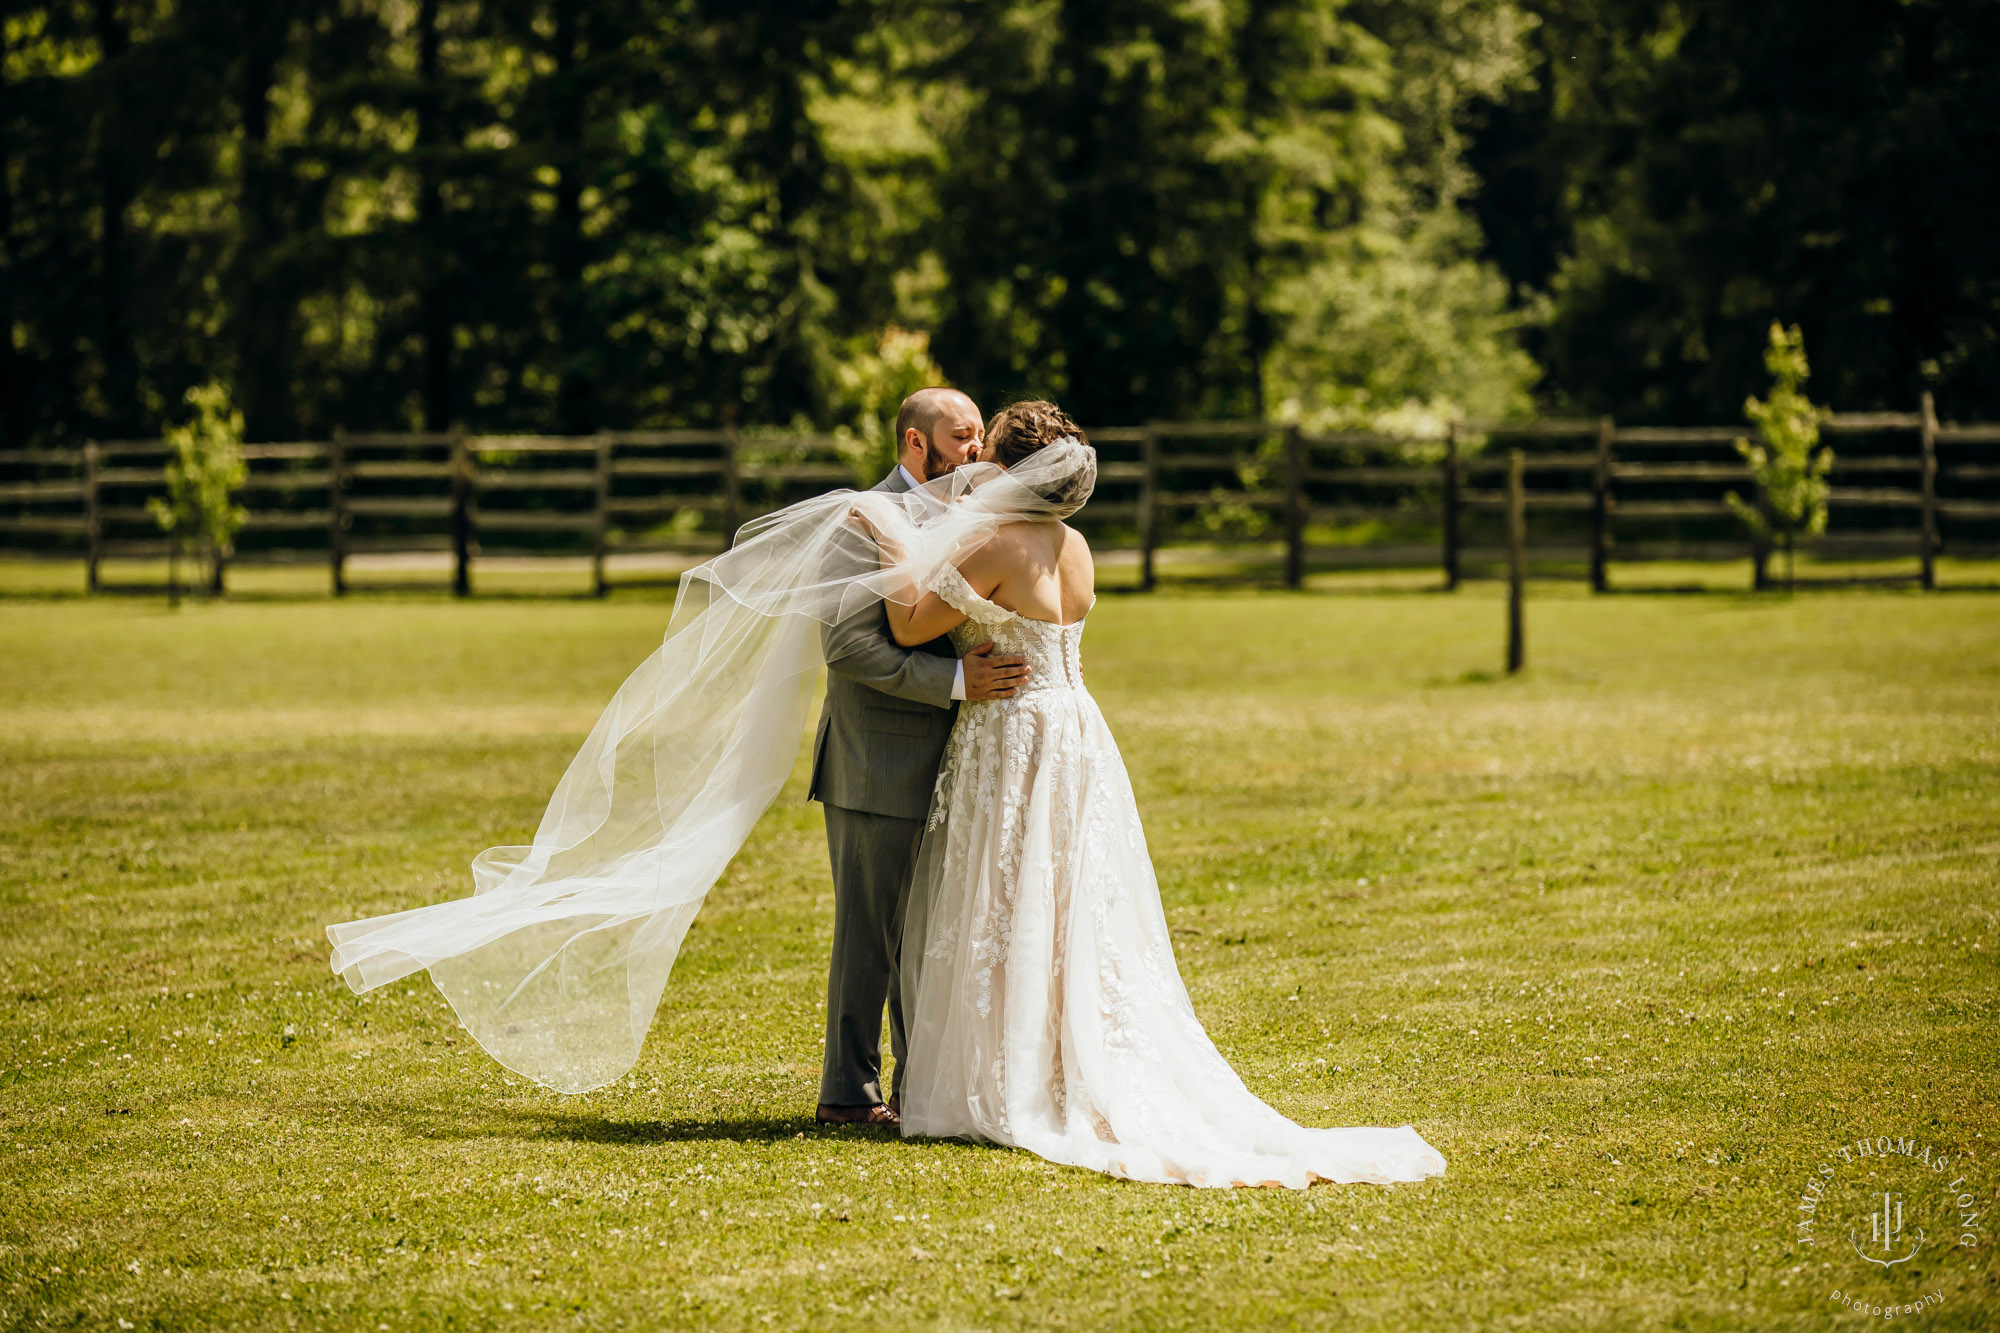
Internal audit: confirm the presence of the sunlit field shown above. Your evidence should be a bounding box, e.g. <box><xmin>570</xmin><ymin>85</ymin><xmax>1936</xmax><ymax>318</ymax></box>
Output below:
<box><xmin>2</xmin><ymin>578</ymin><xmax>1996</xmax><ymax>1330</ymax></box>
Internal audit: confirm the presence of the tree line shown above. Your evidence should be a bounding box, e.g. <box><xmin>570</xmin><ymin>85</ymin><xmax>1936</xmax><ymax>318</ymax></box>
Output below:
<box><xmin>1466</xmin><ymin>0</ymin><xmax>1998</xmax><ymax>425</ymax></box>
<box><xmin>2</xmin><ymin>0</ymin><xmax>1992</xmax><ymax>449</ymax></box>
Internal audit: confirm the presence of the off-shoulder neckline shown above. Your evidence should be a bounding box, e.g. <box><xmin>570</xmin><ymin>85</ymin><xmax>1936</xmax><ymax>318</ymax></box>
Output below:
<box><xmin>1008</xmin><ymin>599</ymin><xmax>1096</xmax><ymax>628</ymax></box>
<box><xmin>933</xmin><ymin>564</ymin><xmax>1093</xmax><ymax>627</ymax></box>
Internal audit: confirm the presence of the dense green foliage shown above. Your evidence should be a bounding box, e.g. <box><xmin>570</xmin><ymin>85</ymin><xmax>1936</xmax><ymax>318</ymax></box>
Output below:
<box><xmin>0</xmin><ymin>0</ymin><xmax>1538</xmax><ymax>446</ymax></box>
<box><xmin>4</xmin><ymin>0</ymin><xmax>1994</xmax><ymax>448</ymax></box>
<box><xmin>2</xmin><ymin>587</ymin><xmax>1997</xmax><ymax>1327</ymax></box>
<box><xmin>1468</xmin><ymin>0</ymin><xmax>2000</xmax><ymax>421</ymax></box>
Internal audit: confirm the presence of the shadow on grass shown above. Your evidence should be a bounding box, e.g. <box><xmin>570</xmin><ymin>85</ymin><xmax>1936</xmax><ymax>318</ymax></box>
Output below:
<box><xmin>500</xmin><ymin>1109</ymin><xmax>820</xmax><ymax>1145</ymax></box>
<box><xmin>530</xmin><ymin>1112</ymin><xmax>1012</xmax><ymax>1155</ymax></box>
<box><xmin>340</xmin><ymin>1098</ymin><xmax>988</xmax><ymax>1149</ymax></box>
<box><xmin>1426</xmin><ymin>668</ymin><xmax>1508</xmax><ymax>687</ymax></box>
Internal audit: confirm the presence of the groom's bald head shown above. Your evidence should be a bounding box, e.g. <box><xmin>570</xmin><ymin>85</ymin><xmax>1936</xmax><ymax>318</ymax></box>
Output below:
<box><xmin>895</xmin><ymin>387</ymin><xmax>973</xmax><ymax>449</ymax></box>
<box><xmin>895</xmin><ymin>387</ymin><xmax>983</xmax><ymax>481</ymax></box>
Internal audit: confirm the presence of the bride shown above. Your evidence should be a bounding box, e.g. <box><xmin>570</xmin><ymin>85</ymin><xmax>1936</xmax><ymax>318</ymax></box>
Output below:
<box><xmin>862</xmin><ymin>401</ymin><xmax>1444</xmax><ymax>1188</ymax></box>
<box><xmin>325</xmin><ymin>396</ymin><xmax>1443</xmax><ymax>1190</ymax></box>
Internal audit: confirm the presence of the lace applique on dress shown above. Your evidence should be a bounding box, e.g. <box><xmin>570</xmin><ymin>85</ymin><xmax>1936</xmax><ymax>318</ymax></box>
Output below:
<box><xmin>929</xmin><ymin>564</ymin><xmax>1014</xmax><ymax>626</ymax></box>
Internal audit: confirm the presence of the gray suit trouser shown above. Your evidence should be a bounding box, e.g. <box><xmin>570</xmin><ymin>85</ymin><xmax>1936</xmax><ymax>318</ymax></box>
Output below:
<box><xmin>810</xmin><ymin>468</ymin><xmax>955</xmax><ymax>1109</ymax></box>
<box><xmin>819</xmin><ymin>803</ymin><xmax>925</xmax><ymax>1107</ymax></box>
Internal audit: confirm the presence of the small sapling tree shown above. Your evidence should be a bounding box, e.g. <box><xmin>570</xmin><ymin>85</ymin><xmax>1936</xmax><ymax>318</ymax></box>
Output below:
<box><xmin>1726</xmin><ymin>322</ymin><xmax>1832</xmax><ymax>592</ymax></box>
<box><xmin>148</xmin><ymin>382</ymin><xmax>249</xmax><ymax>603</ymax></box>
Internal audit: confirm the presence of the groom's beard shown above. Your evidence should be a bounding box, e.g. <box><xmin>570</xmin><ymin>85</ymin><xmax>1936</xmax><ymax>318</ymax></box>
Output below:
<box><xmin>921</xmin><ymin>439</ymin><xmax>962</xmax><ymax>482</ymax></box>
<box><xmin>920</xmin><ymin>434</ymin><xmax>976</xmax><ymax>480</ymax></box>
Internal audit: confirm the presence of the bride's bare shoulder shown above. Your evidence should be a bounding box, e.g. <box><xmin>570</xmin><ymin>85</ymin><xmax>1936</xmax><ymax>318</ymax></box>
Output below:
<box><xmin>973</xmin><ymin>520</ymin><xmax>1044</xmax><ymax>556</ymax></box>
<box><xmin>1058</xmin><ymin>523</ymin><xmax>1094</xmax><ymax>582</ymax></box>
<box><xmin>959</xmin><ymin>521</ymin><xmax>1078</xmax><ymax>578</ymax></box>
<box><xmin>956</xmin><ymin>527</ymin><xmax>1024</xmax><ymax>585</ymax></box>
<box><xmin>967</xmin><ymin>520</ymin><xmax>1081</xmax><ymax>558</ymax></box>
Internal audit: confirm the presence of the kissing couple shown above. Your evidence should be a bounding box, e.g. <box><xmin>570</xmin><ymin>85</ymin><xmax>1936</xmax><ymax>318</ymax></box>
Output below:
<box><xmin>328</xmin><ymin>389</ymin><xmax>1445</xmax><ymax>1189</ymax></box>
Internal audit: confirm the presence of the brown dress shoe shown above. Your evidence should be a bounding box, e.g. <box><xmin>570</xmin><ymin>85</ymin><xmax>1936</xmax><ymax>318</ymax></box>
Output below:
<box><xmin>815</xmin><ymin>1102</ymin><xmax>900</xmax><ymax>1127</ymax></box>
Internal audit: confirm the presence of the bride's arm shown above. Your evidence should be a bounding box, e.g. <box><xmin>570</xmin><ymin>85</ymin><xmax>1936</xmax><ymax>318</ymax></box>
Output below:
<box><xmin>885</xmin><ymin>587</ymin><xmax>966</xmax><ymax>647</ymax></box>
<box><xmin>820</xmin><ymin>513</ymin><xmax>957</xmax><ymax>707</ymax></box>
<box><xmin>842</xmin><ymin>505</ymin><xmax>951</xmax><ymax>646</ymax></box>
<box><xmin>848</xmin><ymin>502</ymin><xmax>1007</xmax><ymax>647</ymax></box>
<box><xmin>887</xmin><ymin>546</ymin><xmax>1006</xmax><ymax>646</ymax></box>
<box><xmin>881</xmin><ymin>540</ymin><xmax>1009</xmax><ymax>648</ymax></box>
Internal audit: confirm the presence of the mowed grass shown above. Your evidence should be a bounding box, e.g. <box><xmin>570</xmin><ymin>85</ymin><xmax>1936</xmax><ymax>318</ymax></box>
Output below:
<box><xmin>1</xmin><ymin>581</ymin><xmax>1997</xmax><ymax>1331</ymax></box>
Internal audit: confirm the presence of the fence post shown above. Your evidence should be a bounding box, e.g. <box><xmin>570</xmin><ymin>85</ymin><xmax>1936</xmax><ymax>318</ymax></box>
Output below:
<box><xmin>83</xmin><ymin>441</ymin><xmax>103</xmax><ymax>593</ymax></box>
<box><xmin>1443</xmin><ymin>421</ymin><xmax>1460</xmax><ymax>591</ymax></box>
<box><xmin>1919</xmin><ymin>391</ymin><xmax>1938</xmax><ymax>591</ymax></box>
<box><xmin>720</xmin><ymin>413</ymin><xmax>743</xmax><ymax>547</ymax></box>
<box><xmin>328</xmin><ymin>428</ymin><xmax>348</xmax><ymax>596</ymax></box>
<box><xmin>451</xmin><ymin>430</ymin><xmax>472</xmax><ymax>597</ymax></box>
<box><xmin>1282</xmin><ymin>424</ymin><xmax>1306</xmax><ymax>589</ymax></box>
<box><xmin>209</xmin><ymin>443</ymin><xmax>230</xmax><ymax>595</ymax></box>
<box><xmin>1590</xmin><ymin>415</ymin><xmax>1614</xmax><ymax>593</ymax></box>
<box><xmin>1506</xmin><ymin>447</ymin><xmax>1526</xmax><ymax>674</ymax></box>
<box><xmin>593</xmin><ymin>432</ymin><xmax>612</xmax><ymax>597</ymax></box>
<box><xmin>1139</xmin><ymin>424</ymin><xmax>1160</xmax><ymax>591</ymax></box>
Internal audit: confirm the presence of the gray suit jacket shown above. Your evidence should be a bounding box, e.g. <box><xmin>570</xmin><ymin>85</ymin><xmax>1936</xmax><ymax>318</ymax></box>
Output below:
<box><xmin>807</xmin><ymin>469</ymin><xmax>958</xmax><ymax>821</ymax></box>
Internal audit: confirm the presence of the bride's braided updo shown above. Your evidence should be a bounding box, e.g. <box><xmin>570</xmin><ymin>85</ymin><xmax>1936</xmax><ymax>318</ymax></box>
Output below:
<box><xmin>984</xmin><ymin>400</ymin><xmax>1094</xmax><ymax>512</ymax></box>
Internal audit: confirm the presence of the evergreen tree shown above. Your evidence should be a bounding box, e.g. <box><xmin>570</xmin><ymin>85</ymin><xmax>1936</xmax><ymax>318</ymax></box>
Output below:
<box><xmin>1467</xmin><ymin>0</ymin><xmax>2000</xmax><ymax>419</ymax></box>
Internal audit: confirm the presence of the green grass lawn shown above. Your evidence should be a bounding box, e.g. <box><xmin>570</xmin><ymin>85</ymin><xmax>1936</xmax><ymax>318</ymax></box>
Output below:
<box><xmin>2</xmin><ymin>580</ymin><xmax>1996</xmax><ymax>1330</ymax></box>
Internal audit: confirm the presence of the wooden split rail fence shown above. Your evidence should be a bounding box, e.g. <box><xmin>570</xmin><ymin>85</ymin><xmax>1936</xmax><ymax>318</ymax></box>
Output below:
<box><xmin>2</xmin><ymin>397</ymin><xmax>1996</xmax><ymax>594</ymax></box>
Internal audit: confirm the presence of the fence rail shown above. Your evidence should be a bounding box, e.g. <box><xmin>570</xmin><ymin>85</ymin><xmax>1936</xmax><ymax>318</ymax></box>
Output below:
<box><xmin>3</xmin><ymin>393</ymin><xmax>1996</xmax><ymax>594</ymax></box>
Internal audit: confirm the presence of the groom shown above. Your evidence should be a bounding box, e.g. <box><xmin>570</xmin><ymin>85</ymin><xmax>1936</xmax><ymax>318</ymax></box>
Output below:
<box><xmin>809</xmin><ymin>387</ymin><xmax>1030</xmax><ymax>1126</ymax></box>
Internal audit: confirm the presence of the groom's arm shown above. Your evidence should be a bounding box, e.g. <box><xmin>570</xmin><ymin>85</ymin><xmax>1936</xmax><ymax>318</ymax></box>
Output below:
<box><xmin>820</xmin><ymin>522</ymin><xmax>957</xmax><ymax>708</ymax></box>
<box><xmin>819</xmin><ymin>522</ymin><xmax>1029</xmax><ymax>703</ymax></box>
<box><xmin>824</xmin><ymin>612</ymin><xmax>957</xmax><ymax>707</ymax></box>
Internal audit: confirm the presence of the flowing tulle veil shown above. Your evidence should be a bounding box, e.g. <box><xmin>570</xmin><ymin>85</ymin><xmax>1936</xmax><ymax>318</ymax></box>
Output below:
<box><xmin>326</xmin><ymin>441</ymin><xmax>1098</xmax><ymax>1093</ymax></box>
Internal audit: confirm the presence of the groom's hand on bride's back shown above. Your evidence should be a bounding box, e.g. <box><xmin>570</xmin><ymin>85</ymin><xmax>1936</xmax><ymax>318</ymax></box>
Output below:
<box><xmin>962</xmin><ymin>642</ymin><xmax>1030</xmax><ymax>699</ymax></box>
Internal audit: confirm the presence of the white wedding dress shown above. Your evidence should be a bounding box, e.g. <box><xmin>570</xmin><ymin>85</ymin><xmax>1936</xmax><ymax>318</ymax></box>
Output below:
<box><xmin>897</xmin><ymin>565</ymin><xmax>1447</xmax><ymax>1188</ymax></box>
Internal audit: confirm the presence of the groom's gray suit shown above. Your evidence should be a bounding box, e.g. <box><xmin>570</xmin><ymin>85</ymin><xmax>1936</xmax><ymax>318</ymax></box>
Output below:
<box><xmin>809</xmin><ymin>467</ymin><xmax>958</xmax><ymax>1108</ymax></box>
